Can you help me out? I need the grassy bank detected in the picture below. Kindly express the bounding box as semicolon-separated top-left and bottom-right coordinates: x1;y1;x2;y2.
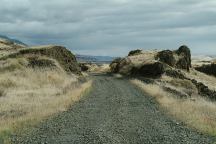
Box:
131;79;216;136
0;67;92;143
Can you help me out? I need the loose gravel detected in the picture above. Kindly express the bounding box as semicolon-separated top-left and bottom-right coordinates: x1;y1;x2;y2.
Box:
12;74;215;144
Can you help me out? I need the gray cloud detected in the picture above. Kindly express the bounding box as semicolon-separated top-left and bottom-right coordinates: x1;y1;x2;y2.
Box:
0;0;216;56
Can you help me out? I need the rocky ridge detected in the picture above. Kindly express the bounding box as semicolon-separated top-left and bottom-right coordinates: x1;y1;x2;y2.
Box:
110;45;216;101
110;45;191;77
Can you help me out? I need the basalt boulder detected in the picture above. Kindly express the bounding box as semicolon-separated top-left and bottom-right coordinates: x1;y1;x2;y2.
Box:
131;62;165;78
156;45;191;71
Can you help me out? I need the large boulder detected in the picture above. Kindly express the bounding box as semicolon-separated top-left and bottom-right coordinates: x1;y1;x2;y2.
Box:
156;45;191;71
131;62;165;78
176;45;191;71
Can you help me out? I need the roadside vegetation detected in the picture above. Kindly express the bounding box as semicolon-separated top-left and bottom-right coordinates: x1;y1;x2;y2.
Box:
0;43;92;143
131;78;216;136
110;46;216;136
0;59;91;143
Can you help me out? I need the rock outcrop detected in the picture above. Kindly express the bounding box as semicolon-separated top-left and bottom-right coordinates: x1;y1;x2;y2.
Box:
131;62;165;78
165;69;186;79
157;50;176;67
156;45;191;71
2;45;81;75
195;63;216;77
191;79;216;100
112;45;216;101
110;58;123;73
79;63;90;72
128;49;142;56
110;45;192;77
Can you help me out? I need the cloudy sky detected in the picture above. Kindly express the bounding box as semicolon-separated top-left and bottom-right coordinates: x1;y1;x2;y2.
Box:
0;0;216;56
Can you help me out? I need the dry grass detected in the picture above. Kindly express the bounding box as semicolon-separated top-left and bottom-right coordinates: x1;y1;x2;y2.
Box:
183;69;216;91
0;66;92;143
131;79;216;136
93;64;110;73
161;75;198;96
84;64;110;73
129;50;158;66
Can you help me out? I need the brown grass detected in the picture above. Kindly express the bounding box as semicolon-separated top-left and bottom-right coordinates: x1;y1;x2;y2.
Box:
0;65;91;143
131;79;216;136
183;69;216;91
161;75;198;96
85;64;110;73
93;64;110;73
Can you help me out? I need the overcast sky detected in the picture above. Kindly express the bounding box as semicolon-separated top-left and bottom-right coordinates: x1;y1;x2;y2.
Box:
0;0;216;56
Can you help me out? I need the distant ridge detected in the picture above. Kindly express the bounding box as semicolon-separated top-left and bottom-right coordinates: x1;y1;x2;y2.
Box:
0;35;27;46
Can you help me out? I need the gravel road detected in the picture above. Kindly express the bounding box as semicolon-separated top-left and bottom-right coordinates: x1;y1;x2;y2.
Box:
12;74;215;144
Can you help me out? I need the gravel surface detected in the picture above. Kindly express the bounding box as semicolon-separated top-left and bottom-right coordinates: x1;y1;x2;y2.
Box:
12;74;215;144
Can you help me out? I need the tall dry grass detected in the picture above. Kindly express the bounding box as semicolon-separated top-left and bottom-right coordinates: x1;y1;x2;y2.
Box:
184;69;216;91
0;66;91;143
131;79;216;136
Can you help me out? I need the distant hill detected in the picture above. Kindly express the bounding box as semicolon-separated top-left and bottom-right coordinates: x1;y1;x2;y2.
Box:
76;54;116;63
0;35;27;46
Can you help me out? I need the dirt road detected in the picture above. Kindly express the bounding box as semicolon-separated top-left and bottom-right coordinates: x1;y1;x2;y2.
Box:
12;74;215;144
